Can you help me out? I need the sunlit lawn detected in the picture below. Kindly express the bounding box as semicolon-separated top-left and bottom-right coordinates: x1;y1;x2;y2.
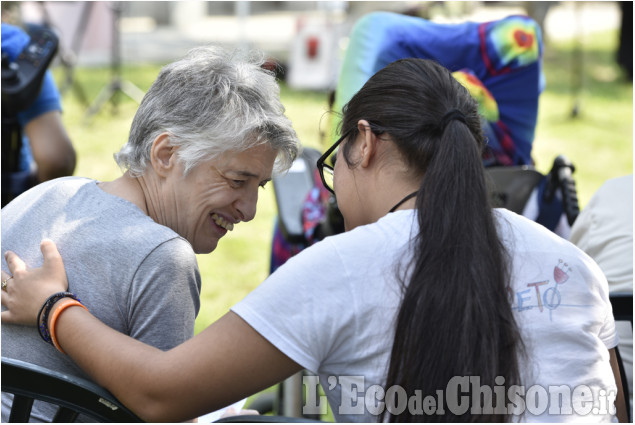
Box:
531;30;633;204
53;25;631;417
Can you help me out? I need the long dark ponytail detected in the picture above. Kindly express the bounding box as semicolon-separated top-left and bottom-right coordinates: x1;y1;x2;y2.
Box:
339;59;523;422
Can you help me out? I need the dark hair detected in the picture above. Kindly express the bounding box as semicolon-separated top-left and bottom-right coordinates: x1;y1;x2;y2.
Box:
339;59;523;422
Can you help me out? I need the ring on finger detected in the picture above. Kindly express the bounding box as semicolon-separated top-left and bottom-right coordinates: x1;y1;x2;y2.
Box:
2;276;13;290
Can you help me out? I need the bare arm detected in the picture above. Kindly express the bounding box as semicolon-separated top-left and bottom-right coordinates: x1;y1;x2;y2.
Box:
1;241;302;422
24;110;76;182
56;308;301;422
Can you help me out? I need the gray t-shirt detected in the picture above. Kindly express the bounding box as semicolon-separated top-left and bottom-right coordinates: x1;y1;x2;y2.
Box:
1;177;201;422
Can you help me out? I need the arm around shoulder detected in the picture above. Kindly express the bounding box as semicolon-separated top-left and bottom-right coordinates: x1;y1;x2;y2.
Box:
54;306;301;422
2;239;301;421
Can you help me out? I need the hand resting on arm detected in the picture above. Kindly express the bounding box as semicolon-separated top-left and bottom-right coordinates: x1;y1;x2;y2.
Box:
1;240;302;422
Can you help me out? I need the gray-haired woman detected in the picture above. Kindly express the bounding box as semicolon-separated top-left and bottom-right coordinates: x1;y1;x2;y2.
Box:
0;45;299;422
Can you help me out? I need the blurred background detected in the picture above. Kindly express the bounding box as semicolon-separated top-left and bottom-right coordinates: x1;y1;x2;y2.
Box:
2;1;632;406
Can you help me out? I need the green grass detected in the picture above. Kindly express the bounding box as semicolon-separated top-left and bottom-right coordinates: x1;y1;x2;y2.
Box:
52;26;630;419
531;30;633;205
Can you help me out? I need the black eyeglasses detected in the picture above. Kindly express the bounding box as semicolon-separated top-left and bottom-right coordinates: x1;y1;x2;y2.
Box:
317;129;352;195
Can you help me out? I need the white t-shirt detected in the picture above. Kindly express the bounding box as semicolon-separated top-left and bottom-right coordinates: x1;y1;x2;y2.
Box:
232;208;617;422
569;175;633;412
569;175;633;294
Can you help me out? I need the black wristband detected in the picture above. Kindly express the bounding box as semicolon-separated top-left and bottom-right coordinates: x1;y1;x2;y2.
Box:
38;292;81;345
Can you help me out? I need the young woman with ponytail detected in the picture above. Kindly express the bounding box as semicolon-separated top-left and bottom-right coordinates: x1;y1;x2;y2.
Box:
1;58;625;423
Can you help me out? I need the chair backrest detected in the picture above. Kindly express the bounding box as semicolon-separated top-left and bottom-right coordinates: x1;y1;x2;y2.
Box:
608;294;633;423
486;166;544;214
609;293;633;325
486;156;580;234
1;356;142;422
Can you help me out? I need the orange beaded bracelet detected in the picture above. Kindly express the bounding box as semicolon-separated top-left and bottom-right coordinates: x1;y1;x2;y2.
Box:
49;298;88;354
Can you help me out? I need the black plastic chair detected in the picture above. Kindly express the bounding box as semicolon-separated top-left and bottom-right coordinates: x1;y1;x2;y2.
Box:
1;356;142;422
609;293;633;422
610;293;633;324
486;155;580;227
486;165;544;214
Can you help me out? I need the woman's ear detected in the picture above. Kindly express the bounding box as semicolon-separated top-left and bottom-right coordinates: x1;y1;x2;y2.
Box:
357;119;377;168
150;133;177;177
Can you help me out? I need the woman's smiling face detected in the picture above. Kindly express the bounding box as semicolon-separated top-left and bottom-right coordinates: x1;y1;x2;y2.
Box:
159;143;277;254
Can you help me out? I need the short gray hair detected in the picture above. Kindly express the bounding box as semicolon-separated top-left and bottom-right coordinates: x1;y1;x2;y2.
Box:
115;46;300;176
